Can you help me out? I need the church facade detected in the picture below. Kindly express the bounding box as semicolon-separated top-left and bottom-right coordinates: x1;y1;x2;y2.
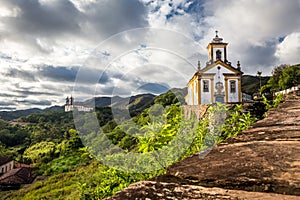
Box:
186;32;243;105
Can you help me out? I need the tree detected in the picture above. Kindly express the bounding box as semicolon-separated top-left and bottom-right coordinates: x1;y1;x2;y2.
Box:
23;141;57;163
262;64;299;93
278;65;300;89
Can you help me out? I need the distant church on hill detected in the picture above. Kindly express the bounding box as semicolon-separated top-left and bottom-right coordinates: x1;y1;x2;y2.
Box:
185;31;243;105
65;96;93;112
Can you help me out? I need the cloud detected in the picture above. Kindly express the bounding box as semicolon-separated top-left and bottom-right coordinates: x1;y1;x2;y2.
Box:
0;92;25;98
37;65;78;82
16;99;52;106
193;0;300;74
82;0;148;39
13;89;58;97
275;32;300;65
37;65;110;84
0;0;299;110
0;0;148;51
0;101;15;106
0;107;16;111
2;0;81;36
4;67;36;81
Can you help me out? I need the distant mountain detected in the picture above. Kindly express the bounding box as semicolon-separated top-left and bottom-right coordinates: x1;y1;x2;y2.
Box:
0;108;42;121
44;105;64;112
241;75;270;95
83;88;188;112
154;88;187;106
83;94;156;114
0;106;64;121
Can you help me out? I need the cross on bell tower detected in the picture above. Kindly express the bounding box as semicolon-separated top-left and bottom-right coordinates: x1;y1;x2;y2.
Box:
206;31;228;64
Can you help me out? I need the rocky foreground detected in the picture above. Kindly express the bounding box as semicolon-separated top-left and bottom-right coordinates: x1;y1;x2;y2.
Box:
106;92;300;200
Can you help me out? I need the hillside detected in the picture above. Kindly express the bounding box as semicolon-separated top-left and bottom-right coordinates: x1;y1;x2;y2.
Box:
106;91;300;199
0;108;43;121
0;106;64;121
241;75;270;95
83;93;156;114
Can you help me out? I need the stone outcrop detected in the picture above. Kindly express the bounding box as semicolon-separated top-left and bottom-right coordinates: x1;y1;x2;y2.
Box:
106;92;300;199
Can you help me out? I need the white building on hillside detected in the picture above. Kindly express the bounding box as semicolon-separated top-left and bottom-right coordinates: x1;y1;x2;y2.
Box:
65;96;93;112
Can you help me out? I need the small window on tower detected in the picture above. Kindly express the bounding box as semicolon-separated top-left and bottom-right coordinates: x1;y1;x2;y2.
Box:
203;80;209;92
230;80;236;93
216;50;222;60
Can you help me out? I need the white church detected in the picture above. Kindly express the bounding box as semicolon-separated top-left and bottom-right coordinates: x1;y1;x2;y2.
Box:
185;31;243;105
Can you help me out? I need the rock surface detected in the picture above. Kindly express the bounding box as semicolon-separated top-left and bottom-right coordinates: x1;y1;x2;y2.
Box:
106;92;300;199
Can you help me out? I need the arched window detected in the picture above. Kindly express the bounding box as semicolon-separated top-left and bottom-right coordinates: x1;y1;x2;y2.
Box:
203;80;209;92
230;80;236;93
216;50;222;60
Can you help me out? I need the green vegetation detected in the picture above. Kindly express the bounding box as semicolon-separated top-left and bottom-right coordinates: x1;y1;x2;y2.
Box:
262;93;284;110
262;64;300;93
0;89;258;199
222;104;257;139
258;64;299;112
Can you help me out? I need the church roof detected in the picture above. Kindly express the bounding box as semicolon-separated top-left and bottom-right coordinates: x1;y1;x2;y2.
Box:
199;60;242;75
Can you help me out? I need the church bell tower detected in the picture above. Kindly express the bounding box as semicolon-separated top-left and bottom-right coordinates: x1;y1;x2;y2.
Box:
207;31;229;64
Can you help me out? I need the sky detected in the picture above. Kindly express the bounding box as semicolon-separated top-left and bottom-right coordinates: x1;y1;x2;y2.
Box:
0;0;299;111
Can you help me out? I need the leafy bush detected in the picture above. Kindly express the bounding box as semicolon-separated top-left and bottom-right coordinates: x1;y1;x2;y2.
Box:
262;93;283;110
23;141;57;163
222;104;257;139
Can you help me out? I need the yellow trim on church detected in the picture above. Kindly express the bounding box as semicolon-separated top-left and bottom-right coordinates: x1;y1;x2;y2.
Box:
186;31;243;105
238;78;242;102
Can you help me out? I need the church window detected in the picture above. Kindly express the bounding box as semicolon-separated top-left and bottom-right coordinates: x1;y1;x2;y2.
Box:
230;80;236;93
216;50;222;60
203;80;209;92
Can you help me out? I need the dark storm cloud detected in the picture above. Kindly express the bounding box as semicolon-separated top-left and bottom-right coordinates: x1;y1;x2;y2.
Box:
4;68;36;81
0;52;12;60
38;65;78;82
0;107;16;111
84;0;148;38
13;90;58;96
3;0;81;38
16;99;52;106
37;65;110;84
0;93;26;98
0;101;15;106
242;41;278;70
72;85;96;95
1;0;148;46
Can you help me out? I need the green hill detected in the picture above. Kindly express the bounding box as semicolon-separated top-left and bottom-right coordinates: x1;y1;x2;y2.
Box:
241;75;270;95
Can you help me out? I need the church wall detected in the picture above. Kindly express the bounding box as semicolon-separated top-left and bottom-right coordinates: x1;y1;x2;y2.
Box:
201;79;211;104
203;65;233;104
186;76;200;105
227;79;239;103
205;65;233;74
187;85;193;105
193;79;198;105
